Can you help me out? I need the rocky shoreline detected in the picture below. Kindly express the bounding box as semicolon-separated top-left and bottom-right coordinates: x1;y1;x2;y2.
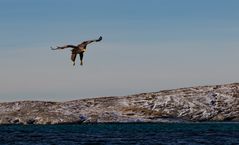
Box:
0;83;239;124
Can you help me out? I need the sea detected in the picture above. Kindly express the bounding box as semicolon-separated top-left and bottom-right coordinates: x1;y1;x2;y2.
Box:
1;123;239;145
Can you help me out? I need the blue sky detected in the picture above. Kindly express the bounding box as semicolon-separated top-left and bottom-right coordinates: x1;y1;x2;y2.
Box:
0;0;239;102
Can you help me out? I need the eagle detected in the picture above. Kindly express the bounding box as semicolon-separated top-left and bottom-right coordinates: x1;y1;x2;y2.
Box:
51;36;102;66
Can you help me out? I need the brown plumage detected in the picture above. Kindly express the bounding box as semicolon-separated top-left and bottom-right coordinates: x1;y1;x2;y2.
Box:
51;36;102;66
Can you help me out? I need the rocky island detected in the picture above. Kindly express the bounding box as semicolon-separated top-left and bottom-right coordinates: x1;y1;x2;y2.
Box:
0;83;239;124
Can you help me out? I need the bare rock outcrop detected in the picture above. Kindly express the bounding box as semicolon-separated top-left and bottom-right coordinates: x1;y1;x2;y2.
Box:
1;83;239;124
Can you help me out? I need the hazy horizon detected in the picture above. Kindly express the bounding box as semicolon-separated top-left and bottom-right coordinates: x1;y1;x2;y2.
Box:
1;0;239;102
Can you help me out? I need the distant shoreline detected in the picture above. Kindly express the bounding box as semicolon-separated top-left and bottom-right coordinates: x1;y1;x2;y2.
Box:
0;83;239;124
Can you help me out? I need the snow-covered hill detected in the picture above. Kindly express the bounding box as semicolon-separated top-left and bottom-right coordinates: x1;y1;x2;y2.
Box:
1;83;239;124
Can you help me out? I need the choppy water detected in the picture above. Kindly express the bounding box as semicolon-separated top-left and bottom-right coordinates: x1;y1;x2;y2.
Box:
1;123;239;145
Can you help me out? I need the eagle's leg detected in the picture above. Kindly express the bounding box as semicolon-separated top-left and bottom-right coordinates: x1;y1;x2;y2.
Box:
79;53;84;66
71;53;77;66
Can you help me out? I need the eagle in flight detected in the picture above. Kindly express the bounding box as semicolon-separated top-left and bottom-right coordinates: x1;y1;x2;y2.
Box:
51;36;102;66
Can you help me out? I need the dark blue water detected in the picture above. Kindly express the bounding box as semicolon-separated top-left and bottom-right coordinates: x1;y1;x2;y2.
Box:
1;123;239;145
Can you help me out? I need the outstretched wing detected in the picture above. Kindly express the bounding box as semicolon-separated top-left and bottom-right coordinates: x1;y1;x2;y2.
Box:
51;45;77;50
78;36;103;47
51;46;60;50
96;36;102;42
